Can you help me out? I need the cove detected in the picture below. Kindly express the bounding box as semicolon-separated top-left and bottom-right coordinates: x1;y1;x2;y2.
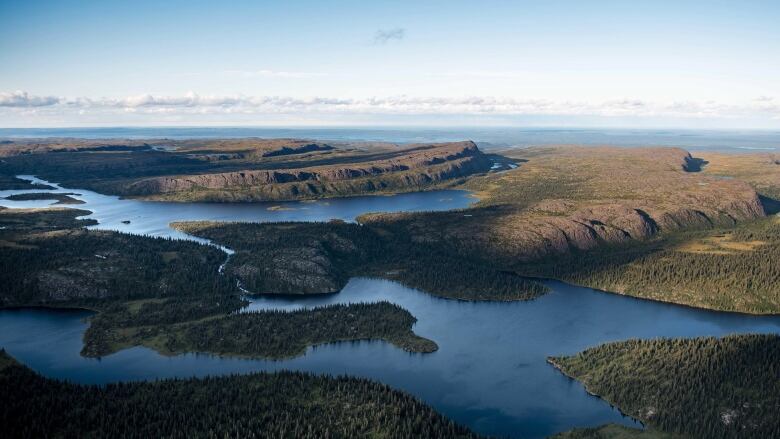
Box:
2;177;780;438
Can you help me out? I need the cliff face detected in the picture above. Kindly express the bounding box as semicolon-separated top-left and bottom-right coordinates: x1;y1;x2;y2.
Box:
125;141;491;201
362;146;767;263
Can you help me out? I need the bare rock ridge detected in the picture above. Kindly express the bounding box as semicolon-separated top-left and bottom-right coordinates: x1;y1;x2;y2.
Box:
362;147;766;263
126;141;491;200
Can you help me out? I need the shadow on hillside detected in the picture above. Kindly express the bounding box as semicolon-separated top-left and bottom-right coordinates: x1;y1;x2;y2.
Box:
684;157;708;172
759;195;780;215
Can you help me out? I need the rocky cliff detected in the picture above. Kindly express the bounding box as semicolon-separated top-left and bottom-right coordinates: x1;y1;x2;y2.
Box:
125;141;492;201
361;146;767;263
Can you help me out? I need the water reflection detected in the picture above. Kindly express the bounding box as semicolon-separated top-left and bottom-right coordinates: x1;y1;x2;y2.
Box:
2;278;779;438
0;175;474;242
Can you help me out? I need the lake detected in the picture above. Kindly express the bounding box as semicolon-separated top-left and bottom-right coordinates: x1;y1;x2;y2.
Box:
2;177;780;438
0;175;474;242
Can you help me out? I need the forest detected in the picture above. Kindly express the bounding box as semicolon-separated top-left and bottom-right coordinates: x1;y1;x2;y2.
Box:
1;208;438;360
0;208;234;308
3;192;84;204
84;301;436;358
518;217;780;313
0;350;481;438
0;174;55;190
174;220;548;301
550;334;780;439
551;424;679;439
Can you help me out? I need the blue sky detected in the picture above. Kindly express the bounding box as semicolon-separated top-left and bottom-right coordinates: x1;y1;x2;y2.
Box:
1;0;779;127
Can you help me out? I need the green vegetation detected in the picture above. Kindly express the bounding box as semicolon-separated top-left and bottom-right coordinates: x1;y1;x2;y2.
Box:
0;349;481;438
4;192;84;204
86;302;436;358
355;146;767;312
0;208;234;308
551;424;682;439
519;217;780;313
5;143;772;313
176;302;436;357
550;335;780;439
0;174;55;190
173;220;548;301
0;206;96;231
1;208;436;360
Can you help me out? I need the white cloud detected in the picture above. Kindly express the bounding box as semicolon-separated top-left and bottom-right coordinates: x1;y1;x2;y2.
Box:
2;91;779;122
0;90;60;107
373;28;405;45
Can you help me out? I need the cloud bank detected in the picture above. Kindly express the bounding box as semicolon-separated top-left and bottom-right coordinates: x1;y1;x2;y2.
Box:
0;91;60;107
2;91;778;128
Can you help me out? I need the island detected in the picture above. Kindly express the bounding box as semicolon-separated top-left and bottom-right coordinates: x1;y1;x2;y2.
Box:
4;192;84;204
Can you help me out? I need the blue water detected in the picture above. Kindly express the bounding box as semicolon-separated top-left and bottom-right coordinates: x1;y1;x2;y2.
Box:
0;176;473;243
2;279;779;439
2;176;780;438
1;127;778;152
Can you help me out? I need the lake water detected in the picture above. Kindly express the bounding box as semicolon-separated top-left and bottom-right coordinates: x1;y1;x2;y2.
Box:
0;176;474;242
2;177;780;438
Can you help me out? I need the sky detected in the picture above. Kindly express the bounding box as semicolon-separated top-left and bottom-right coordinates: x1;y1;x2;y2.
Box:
1;0;779;128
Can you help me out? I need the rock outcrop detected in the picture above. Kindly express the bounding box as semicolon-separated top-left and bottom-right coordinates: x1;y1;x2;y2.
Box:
361;146;767;263
125;141;491;201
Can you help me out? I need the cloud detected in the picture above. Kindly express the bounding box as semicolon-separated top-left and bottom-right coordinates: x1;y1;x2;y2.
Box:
2;91;779;121
373;28;405;44
0;90;60;107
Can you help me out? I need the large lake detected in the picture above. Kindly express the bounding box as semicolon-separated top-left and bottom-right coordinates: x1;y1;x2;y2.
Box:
2;177;780;438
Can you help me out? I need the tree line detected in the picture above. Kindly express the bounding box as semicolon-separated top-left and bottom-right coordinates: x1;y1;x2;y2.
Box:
519;218;780;313
551;334;780;439
0;349;480;439
177;219;548;302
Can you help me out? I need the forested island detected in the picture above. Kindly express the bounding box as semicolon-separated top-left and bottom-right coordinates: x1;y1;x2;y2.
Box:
0;350;480;438
4;192;84;204
0;207;434;359
550;335;780;438
85;301;436;358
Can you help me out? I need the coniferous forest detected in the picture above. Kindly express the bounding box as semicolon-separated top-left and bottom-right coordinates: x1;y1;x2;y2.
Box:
550;335;780;439
0;350;481;439
85;301;437;358
519;217;780;314
0;208;436;359
173;220;548;301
